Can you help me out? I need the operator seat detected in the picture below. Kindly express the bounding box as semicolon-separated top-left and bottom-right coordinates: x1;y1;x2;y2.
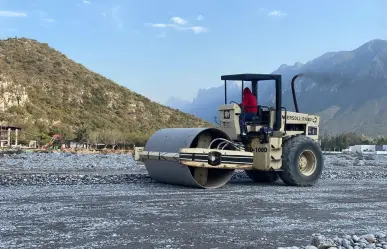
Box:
244;105;269;126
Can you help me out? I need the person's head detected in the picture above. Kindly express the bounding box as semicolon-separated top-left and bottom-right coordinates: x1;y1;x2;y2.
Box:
243;87;251;95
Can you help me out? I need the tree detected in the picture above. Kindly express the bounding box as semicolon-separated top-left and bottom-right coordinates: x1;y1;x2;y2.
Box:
89;130;99;146
319;132;377;151
74;124;89;144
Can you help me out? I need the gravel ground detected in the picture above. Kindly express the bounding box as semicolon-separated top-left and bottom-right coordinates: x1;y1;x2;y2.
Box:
1;152;387;248
0;152;144;173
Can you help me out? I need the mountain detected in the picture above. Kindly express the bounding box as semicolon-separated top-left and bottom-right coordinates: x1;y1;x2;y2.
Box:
0;37;211;146
182;81;244;123
174;39;387;137
164;96;191;110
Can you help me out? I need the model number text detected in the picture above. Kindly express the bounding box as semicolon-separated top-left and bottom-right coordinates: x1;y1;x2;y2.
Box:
247;147;268;153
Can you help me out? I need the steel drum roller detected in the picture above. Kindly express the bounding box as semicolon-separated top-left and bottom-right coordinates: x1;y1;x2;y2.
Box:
144;127;235;188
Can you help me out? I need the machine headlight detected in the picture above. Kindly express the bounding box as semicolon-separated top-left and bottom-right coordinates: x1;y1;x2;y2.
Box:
208;151;221;166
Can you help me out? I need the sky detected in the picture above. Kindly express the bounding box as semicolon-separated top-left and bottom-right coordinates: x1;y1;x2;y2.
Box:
0;0;386;104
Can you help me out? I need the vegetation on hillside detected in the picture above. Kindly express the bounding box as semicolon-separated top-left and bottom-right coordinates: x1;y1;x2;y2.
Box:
0;37;212;146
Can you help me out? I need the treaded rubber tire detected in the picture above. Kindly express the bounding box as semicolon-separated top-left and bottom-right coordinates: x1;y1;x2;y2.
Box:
279;135;324;186
245;170;279;183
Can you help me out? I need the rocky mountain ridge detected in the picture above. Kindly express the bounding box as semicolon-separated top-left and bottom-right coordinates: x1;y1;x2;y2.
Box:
174;39;387;137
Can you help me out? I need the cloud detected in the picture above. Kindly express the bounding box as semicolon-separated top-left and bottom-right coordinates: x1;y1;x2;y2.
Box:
76;0;90;6
146;16;208;35
147;23;208;34
171;16;187;25
267;10;287;17
34;11;55;24
190;26;208;34
149;23;175;28
258;8;287;17
197;15;204;21
0;10;27;17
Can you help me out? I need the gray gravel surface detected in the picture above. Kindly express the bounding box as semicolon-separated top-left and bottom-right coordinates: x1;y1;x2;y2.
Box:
0;152;144;173
1;152;387;186
1;152;387;248
321;153;387;180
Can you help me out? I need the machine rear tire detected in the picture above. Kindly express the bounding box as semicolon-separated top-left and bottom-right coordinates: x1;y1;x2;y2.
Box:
245;170;279;183
279;135;323;186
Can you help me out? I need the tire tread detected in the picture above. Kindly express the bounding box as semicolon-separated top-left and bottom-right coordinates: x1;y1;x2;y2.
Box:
279;135;323;186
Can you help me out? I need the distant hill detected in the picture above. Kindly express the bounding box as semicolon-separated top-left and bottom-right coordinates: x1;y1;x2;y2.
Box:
164;96;191;110
0;37;211;145
175;39;387;137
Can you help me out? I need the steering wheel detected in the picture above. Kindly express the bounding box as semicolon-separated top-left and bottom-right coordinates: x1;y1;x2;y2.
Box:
229;101;239;105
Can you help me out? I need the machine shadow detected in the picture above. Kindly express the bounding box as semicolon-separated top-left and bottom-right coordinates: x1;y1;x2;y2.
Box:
228;179;288;187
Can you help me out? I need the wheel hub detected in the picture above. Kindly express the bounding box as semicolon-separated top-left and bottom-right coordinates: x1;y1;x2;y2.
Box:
298;150;316;176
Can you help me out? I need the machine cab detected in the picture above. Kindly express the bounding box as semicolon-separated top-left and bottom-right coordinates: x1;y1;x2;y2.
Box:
218;74;283;141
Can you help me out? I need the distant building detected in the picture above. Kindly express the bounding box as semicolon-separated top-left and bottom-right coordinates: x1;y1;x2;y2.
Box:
348;144;387;153
0;125;21;148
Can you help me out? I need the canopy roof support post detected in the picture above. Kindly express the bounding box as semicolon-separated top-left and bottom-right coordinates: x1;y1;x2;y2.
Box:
224;80;227;104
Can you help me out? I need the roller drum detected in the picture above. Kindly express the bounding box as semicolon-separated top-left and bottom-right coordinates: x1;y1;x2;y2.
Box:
144;128;235;189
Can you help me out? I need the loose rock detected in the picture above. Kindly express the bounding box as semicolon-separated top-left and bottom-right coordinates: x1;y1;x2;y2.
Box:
309;234;336;249
280;233;387;249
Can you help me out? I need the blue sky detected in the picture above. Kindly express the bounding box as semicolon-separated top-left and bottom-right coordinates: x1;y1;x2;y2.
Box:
0;0;386;104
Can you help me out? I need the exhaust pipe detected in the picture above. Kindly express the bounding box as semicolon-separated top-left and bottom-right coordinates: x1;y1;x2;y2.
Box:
291;74;304;113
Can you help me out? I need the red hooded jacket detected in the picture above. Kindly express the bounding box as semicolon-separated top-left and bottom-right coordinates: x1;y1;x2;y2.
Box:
242;88;257;113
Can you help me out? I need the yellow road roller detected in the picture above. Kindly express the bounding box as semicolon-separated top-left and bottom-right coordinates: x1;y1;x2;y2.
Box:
134;73;323;189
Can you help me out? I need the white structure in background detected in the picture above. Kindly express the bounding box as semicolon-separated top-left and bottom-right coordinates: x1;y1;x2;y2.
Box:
28;140;37;149
350;145;376;153
347;144;387;154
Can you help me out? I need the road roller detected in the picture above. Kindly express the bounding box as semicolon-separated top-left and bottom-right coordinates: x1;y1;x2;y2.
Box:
134;73;324;189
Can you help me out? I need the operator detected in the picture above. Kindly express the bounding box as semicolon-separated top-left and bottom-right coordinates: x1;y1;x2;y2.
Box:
241;87;257;121
238;87;258;134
